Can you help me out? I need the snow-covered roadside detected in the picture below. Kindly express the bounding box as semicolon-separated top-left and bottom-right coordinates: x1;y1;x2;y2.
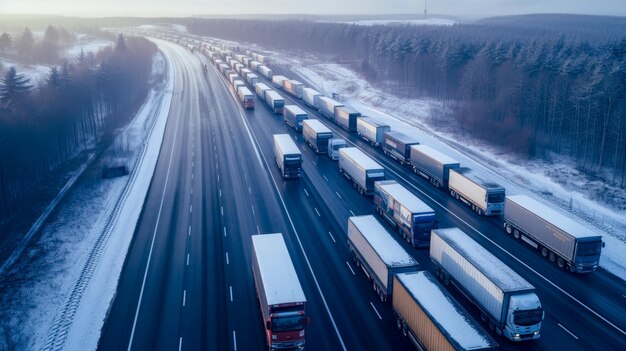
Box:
0;49;173;351
270;52;626;280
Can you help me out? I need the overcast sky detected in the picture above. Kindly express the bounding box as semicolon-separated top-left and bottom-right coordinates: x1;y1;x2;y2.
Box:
1;0;625;18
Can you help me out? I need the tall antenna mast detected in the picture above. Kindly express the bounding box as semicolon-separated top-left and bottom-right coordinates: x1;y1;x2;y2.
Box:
424;0;428;17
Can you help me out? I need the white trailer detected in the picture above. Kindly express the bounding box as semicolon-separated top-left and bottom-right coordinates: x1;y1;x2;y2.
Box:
302;88;322;109
409;145;460;188
504;195;604;273
283;105;308;132
273;134;302;178
393;271;498;351
246;73;259;86
430;228;544;341
265;90;285;114
272;75;289;89
318;96;343;119
283;80;304;99
347;215;418;302
356;117;390;146
258;65;273;79
254;83;272;102
302;119;332;154
250;60;261;70
448;168;505;216
338;147;385;196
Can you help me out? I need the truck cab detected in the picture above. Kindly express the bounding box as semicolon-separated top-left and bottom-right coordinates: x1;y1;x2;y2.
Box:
327;138;347;160
505;293;543;341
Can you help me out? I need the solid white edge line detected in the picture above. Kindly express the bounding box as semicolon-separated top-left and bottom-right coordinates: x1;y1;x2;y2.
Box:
558;323;579;340
370;302;382;320
127;66;183;351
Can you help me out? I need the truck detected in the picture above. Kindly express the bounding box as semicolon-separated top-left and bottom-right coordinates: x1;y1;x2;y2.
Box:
250;60;261;71
503;195;604;273
334;106;361;132
374;180;437;248
246;73;259;86
252;234;307;350
283;80;304;99
218;63;229;75
338;147;385;196
284;105;308;132
356;117;390;147
409;145;460;188
272;75;289;89
232;79;246;93
347;215;418;302
382;131;419;165
393;271;498;351
265;90;285;114
430;227;544;341
240;68;252;81
237;87;255;110
327;138;346;160
273;134;302;179
258;65;273;79
448;168;505;216
302;88;322;109
302;119;332;154
228;73;239;85
255;83;272;102
318;96;343;120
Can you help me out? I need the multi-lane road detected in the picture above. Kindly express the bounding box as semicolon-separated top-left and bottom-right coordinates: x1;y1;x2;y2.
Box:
99;38;626;350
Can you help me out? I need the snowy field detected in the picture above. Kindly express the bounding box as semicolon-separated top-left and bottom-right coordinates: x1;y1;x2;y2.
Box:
64;34;113;58
269;51;626;281
0;48;173;351
342;18;457;26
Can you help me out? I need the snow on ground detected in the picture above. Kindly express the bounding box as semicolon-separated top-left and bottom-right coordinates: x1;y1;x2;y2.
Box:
342;18;457;26
270;51;626;280
0;58;52;84
0;49;173;351
64;34;113;58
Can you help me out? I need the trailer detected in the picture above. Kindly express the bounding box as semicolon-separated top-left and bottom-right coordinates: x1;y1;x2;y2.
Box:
272;75;289;89
232;79;246;94
265;90;285;114
302;119;332;154
504;195;604;273
302;88;322;109
448;168;505;216
283;80;304;99
273;134;302;178
356;117;390;146
430;228;544;341
318;96;343;120
250;60;261;71
258;65;273;79
334;106;361;132
246;73;259;87
409;145;460;188
347;215;418;302
383;131;419;165
237;87;255;110
284;105;309;132
374;180;437;248
393;272;498;351
252;234;307;350
254;83;272;102
338;147;385;196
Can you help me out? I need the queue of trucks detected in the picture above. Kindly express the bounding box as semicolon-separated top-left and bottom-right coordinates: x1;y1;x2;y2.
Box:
184;37;607;349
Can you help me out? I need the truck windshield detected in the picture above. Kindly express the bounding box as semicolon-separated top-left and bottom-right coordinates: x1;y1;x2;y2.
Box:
285;156;301;165
487;192;505;203
514;308;543;326
271;315;306;332
577;241;602;256
414;220;436;231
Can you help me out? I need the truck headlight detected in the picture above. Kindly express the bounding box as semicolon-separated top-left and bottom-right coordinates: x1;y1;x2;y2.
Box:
534;331;540;335
272;335;277;340
299;330;305;337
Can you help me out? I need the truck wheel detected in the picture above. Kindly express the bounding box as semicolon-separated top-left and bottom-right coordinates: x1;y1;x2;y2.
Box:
450;190;455;197
444;274;450;286
557;257;565;269
505;224;512;234
488;321;495;331
471;204;476;211
373;281;378;292
541;247;548;257
379;290;385;303
477;208;484;216
359;187;364;195
549;251;556;262
396;317;403;330
513;229;520;239
480;313;488;322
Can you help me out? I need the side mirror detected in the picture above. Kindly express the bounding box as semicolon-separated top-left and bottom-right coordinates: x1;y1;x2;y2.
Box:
266;321;271;330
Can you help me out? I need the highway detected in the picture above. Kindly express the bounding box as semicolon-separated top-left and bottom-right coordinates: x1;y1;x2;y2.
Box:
99;36;626;351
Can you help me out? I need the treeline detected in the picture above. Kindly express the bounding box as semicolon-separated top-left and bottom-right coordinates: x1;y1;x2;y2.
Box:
185;16;626;187
0;26;75;64
0;34;157;218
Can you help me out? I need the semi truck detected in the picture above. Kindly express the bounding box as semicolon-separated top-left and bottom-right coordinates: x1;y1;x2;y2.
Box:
250;60;261;71
258;65;273;79
252;234;307;350
283;80;304;99
265;91;285;114
327;138;347;160
254;83;272;101
318;96;343;120
232;79;246;94
338;147;385;196
374;180;437;248
430;227;544;341
347;215;418;302
302;119;332;154
273;134;302;179
246;73;259;86
409;145;460;188
284;105;308;132
357;117;390;147
302;88;322;109
383;131;419;165
393;271;498;351
237;87;255;110
272;75;289;89
334;106;361;132
504;195;604;273
448;168;505;216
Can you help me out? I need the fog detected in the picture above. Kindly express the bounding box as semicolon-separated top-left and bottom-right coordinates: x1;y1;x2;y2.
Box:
1;0;625;18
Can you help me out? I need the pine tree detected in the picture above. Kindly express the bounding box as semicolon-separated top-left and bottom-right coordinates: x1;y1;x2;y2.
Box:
0;66;33;104
0;33;12;56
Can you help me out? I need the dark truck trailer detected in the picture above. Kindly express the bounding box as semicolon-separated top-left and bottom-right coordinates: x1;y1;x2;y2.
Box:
504;195;604;273
409;145;460;188
302;119;332;154
284;105;309;132
382;131;419;165
334;106;361;132
273;134;302;179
